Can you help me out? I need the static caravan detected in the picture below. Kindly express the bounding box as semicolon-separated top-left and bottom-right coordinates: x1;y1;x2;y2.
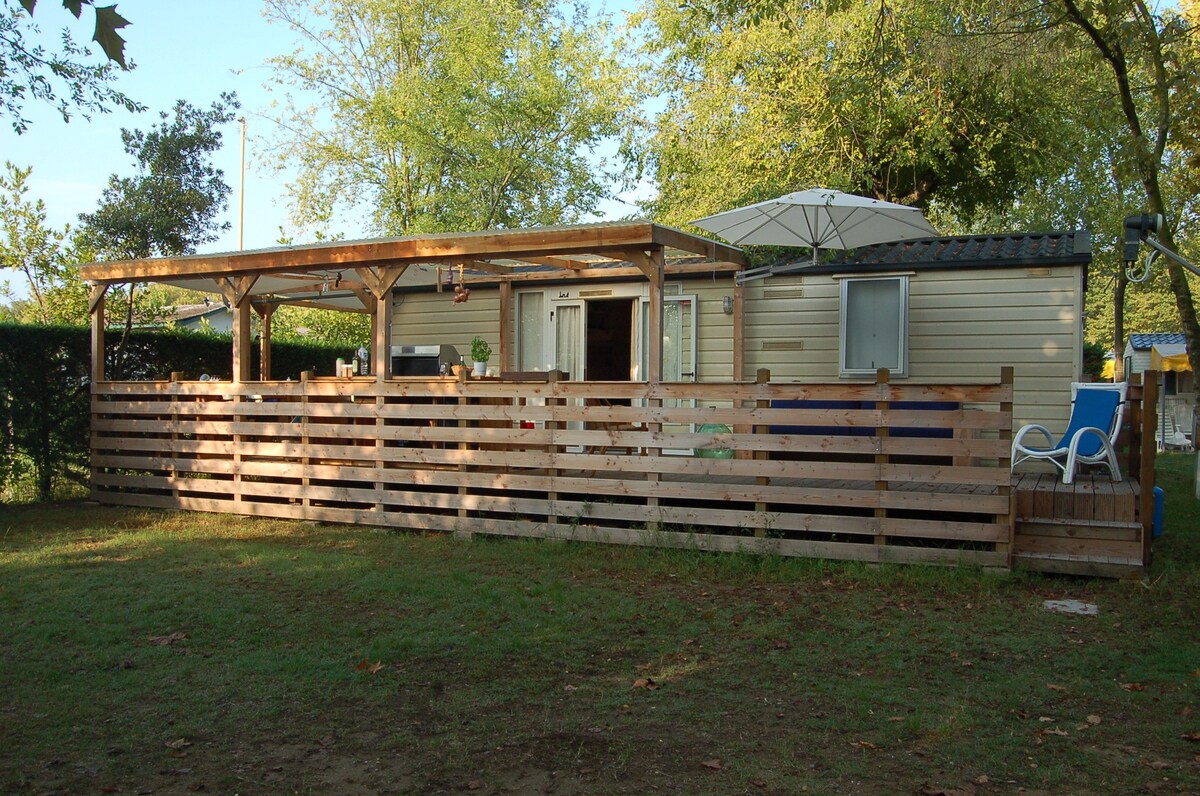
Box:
387;230;1091;429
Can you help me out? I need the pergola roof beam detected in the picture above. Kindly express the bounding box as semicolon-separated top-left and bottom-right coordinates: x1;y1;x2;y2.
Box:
78;222;746;285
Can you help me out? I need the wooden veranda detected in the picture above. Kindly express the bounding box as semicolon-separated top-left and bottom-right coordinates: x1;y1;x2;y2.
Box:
79;224;1160;577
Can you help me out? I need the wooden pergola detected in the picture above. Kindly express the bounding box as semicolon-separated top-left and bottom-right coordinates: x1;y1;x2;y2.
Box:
79;221;747;384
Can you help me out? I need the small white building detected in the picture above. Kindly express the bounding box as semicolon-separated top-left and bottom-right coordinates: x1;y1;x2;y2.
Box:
1124;332;1194;447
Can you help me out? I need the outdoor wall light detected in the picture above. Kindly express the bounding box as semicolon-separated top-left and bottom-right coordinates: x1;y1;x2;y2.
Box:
722;295;734;315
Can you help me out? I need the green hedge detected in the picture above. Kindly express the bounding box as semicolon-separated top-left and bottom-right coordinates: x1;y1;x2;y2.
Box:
0;324;358;502
106;327;356;381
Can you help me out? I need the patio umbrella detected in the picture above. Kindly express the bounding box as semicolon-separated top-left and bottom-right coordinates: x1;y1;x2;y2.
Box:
691;188;938;265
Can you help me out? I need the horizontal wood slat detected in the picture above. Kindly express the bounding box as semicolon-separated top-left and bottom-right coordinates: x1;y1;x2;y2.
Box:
92;372;1017;568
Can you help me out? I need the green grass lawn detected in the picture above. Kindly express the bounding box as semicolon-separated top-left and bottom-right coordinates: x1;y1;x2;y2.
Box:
2;456;1199;795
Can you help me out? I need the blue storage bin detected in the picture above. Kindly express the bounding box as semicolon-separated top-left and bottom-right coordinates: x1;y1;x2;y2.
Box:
1153;486;1165;538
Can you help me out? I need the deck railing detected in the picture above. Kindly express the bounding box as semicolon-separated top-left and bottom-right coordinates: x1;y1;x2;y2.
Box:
91;369;1019;567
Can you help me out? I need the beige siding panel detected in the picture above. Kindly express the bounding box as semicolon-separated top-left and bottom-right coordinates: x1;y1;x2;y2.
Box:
742;266;1083;430
392;288;501;363
691;280;736;382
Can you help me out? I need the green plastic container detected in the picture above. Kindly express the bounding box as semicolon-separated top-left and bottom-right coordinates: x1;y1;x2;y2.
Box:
695;422;734;459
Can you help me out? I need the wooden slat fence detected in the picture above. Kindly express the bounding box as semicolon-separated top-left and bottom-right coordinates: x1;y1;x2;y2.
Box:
91;369;1015;568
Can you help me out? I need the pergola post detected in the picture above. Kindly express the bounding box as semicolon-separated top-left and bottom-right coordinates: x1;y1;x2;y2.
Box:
89;285;107;384
499;280;512;373
255;303;276;382
647;248;665;385
373;293;389;382
233;300;253;382
357;265;407;383
216;275;259;383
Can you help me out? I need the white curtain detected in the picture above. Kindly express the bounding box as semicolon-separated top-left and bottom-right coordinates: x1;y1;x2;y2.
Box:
555;303;582;380
518;292;544;371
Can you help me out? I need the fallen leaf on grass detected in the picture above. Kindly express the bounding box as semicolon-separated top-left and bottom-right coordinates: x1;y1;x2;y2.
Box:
975;775;989;785
1182;707;1193;718
1086;714;1102;725
701;758;722;771
1182;731;1200;742
1041;728;1069;737
164;738;191;750
750;779;766;788
1121;682;1147;692
771;639;792;650
1143;760;1171;770
563;684;578;692
921;784;976;796
148;632;187;646
632;677;659;690
851;740;879;750
1047;683;1066;692
467;780;482;790
353;659;384;674
1038;716;1056;723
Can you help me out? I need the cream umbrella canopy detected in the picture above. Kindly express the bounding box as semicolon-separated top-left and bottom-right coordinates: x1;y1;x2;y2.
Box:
691;188;938;266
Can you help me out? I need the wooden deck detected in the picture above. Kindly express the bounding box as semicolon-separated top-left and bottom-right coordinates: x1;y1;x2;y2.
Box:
87;369;1158;577
1012;472;1147;578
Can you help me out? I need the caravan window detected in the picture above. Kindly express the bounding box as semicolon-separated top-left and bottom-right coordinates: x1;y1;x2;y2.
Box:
840;276;908;377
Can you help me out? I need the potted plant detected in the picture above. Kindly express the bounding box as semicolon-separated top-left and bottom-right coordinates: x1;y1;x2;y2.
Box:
470;335;492;377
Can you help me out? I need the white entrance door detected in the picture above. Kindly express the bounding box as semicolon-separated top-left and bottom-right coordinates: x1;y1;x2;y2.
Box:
552;301;585;381
639;296;698;451
638;295;698;384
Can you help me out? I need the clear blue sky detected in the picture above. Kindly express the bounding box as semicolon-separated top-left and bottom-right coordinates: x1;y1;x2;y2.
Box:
2;0;646;272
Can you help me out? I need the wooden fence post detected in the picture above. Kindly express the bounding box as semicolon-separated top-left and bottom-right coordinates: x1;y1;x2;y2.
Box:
998;366;1014;565
300;370;312;518
169;372;182;500
455;366;472;539
754;368;770;538
1140;371;1159;567
874;368;890;547
547;370;562;528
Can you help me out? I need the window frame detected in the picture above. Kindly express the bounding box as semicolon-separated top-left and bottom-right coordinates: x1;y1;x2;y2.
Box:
838;274;910;378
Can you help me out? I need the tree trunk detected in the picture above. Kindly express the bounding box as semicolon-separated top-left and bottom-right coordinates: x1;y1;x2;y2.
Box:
1114;272;1127;382
111;284;137;380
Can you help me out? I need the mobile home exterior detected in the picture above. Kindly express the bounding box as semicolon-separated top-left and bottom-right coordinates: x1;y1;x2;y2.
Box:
387;231;1090;429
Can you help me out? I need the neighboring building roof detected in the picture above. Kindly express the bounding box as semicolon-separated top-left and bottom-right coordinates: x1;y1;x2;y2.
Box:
170;303;230;323
1128;332;1186;351
797;231;1091;275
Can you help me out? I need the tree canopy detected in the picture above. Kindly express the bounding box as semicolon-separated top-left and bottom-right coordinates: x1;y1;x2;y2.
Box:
263;0;633;236
1;0;140;132
632;0;1081;227
0;161;87;324
77;93;240;261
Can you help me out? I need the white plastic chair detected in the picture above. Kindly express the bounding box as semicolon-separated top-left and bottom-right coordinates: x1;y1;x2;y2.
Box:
1011;382;1127;484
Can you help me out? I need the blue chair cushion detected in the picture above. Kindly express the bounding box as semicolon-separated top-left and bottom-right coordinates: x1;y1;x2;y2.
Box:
1056;389;1121;456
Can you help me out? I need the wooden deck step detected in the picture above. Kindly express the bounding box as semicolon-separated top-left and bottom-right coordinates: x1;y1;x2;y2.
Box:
1014;551;1145;579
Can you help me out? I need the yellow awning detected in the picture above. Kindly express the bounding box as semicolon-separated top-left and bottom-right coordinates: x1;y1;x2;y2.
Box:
1151;344;1191;373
